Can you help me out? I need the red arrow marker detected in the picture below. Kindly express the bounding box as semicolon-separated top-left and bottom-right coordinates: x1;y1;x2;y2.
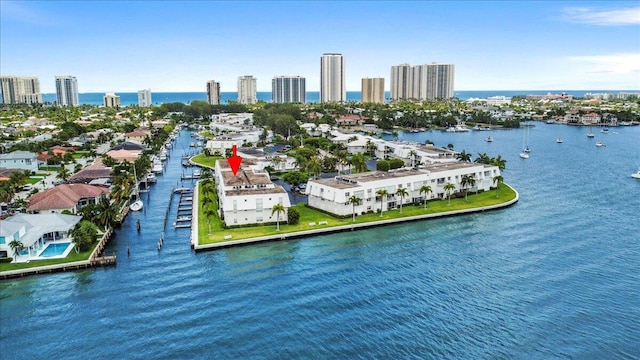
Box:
227;144;242;176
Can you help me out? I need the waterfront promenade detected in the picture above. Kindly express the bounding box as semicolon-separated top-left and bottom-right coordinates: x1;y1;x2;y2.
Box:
192;184;519;252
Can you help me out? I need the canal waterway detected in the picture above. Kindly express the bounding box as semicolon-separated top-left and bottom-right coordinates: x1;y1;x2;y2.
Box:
1;124;639;359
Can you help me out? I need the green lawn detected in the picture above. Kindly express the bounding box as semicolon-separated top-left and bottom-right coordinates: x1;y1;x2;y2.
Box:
198;184;517;245
27;177;42;184
191;154;222;169
38;166;60;171
0;241;99;272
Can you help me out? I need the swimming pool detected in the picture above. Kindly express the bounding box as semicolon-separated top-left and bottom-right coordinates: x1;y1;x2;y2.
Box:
39;243;71;258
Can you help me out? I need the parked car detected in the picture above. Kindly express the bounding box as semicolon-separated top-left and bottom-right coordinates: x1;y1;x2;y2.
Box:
22;184;33;191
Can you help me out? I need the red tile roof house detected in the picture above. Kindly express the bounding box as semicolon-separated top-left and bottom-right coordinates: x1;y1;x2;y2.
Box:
27;184;109;214
125;130;150;144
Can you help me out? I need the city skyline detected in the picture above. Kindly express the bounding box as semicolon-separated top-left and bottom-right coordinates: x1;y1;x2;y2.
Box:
1;1;638;93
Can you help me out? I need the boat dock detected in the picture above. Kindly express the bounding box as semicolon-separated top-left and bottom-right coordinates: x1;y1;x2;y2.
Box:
174;188;194;229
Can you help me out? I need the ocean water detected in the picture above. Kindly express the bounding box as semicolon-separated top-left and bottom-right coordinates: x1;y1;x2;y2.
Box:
1;124;639;359
40;90;627;106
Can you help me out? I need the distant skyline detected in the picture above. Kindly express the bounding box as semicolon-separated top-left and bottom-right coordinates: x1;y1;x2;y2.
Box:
1;1;639;93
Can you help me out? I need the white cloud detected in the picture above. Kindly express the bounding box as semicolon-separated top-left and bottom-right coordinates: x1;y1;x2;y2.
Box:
562;6;640;25
568;53;640;74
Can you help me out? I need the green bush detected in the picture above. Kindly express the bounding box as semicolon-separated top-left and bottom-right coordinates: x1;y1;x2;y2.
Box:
376;160;390;171
0;257;13;263
287;208;300;225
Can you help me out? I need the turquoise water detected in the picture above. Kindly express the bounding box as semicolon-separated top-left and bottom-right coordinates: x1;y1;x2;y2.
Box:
39;243;71;258
40;90;627;106
1;125;639;359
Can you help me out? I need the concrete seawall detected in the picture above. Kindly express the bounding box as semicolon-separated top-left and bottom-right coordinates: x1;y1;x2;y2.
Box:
193;186;520;252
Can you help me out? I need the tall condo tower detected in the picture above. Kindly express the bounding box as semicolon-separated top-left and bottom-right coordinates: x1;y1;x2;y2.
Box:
237;76;257;104
207;80;221;105
55;76;79;106
272;76;306;103
0;76;42;104
138;89;152;107
361;78;385;103
390;63;455;101
103;93;121;107
320;53;345;102
426;63;455;100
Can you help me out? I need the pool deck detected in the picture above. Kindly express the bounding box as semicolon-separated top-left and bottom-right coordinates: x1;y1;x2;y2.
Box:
192;185;520;252
0;228;116;280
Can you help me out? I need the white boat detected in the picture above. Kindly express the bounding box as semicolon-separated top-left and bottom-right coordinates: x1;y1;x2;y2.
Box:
519;152;529;159
601;126;609;134
485;136;493;142
129;166;144;212
152;161;163;174
524;146;531;153
595;142;606;147
556;138;563;143
587;129;595;138
446;124;469;132
632;168;640;179
146;173;157;183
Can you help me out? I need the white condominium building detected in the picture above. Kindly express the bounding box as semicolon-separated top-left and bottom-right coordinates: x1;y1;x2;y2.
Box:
237;76;257;104
320;53;345;102
55;76;79;106
272;76;306;103
390;63;454;101
214;159;291;226
305;162;500;217
361;77;385;103
103;92;121;107
138;89;152;107
0;76;42;104
207;80;221;105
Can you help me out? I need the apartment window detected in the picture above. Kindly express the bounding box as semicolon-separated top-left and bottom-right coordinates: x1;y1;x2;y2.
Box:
345;192;350;197
25;159;32;165
256;198;263;212
257;217;263;222
233;200;237;214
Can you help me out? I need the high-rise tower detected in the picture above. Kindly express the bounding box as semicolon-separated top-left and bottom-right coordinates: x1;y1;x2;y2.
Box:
138;89;152;107
272;76;306;103
361;78;385;103
207;80;221;105
390;63;454;101
320;53;345;102
55;76;79;106
237;76;257;104
0;76;42;104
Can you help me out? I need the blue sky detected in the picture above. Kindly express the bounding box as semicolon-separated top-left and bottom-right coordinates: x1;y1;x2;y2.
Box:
1;1;639;93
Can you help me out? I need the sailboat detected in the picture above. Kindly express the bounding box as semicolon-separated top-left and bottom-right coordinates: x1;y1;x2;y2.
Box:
129;166;143;212
519;127;529;159
587;127;595;138
556;137;563;143
632;168;640;179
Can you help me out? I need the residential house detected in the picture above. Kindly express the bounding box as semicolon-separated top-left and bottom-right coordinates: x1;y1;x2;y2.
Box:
27;183;109;214
0;213;82;260
0;151;38;172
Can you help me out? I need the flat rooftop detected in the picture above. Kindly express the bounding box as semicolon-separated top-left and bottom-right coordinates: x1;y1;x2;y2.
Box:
415;144;457;156
221;169;272;186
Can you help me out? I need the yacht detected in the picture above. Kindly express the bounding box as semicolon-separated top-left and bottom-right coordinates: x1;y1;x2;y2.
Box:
601;126;609;134
587;129;595;138
485;136;493;142
519;151;529;159
445;124;469;132
632;168;640;179
556;137;563;143
595;142;606;147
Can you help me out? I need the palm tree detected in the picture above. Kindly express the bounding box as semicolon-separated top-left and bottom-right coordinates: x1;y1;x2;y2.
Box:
491;155;507;171
461;174;476;201
475;152;491;164
493;175;504;198
203;203;216;234
271;156;283;172
306;156;323;179
376;189;389;217
351;153;368;173
444;182;456;205
419;185;432;209
395;187;408;213
57;162;70;181
271;203;285;231
457;150;472;162
96;196;117;230
8;239;24;260
348;195;361;222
